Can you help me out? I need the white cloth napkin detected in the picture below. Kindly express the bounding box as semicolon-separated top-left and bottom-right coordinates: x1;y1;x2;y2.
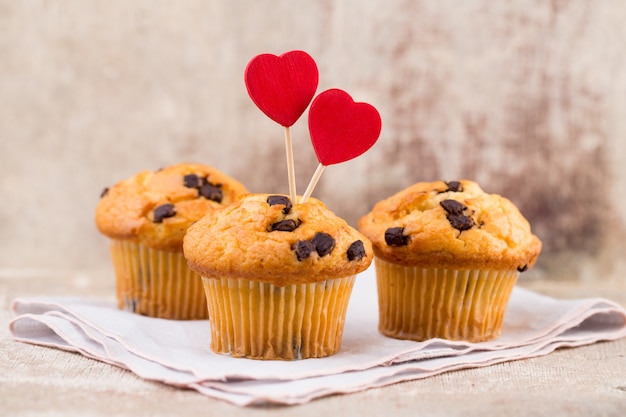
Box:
9;267;626;406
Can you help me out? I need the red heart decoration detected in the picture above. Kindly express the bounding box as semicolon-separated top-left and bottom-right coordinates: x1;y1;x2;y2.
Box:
245;50;319;127
308;89;382;165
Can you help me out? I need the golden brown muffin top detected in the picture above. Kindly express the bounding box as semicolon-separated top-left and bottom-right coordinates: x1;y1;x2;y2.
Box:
357;180;542;271
183;194;373;284
95;163;248;252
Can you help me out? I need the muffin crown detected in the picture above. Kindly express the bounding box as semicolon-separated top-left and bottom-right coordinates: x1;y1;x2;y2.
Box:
95;163;248;251
183;194;373;284
358;180;542;271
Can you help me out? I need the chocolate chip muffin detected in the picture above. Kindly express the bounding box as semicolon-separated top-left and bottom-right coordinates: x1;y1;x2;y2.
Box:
95;163;248;320
183;193;373;359
358;180;542;342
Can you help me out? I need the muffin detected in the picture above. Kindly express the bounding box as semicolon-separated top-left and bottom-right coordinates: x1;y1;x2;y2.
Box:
358;180;542;342
95;163;248;320
183;193;373;360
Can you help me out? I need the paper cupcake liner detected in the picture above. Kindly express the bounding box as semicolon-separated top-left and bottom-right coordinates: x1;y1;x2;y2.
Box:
375;258;519;342
109;240;208;320
202;275;356;360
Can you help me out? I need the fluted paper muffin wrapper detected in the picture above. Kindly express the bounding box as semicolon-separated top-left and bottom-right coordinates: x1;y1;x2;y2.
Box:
109;240;208;320
202;275;356;360
375;258;518;342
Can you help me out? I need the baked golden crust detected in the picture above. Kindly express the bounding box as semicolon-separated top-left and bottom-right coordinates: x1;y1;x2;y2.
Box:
95;163;248;252
183;194;373;284
357;180;542;271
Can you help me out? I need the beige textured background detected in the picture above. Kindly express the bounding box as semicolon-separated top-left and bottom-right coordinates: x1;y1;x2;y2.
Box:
2;0;626;284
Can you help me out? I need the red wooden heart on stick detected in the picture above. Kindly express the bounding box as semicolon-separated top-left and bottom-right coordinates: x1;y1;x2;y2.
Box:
245;50;319;127
308;89;382;165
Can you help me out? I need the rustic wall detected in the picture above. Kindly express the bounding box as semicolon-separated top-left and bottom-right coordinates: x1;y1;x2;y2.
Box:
1;0;625;283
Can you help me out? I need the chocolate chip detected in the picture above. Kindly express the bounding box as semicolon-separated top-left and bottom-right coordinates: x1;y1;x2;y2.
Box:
153;203;176;223
446;181;463;192
100;187;109;198
183;173;202;188
271;219;299;232
267;195;292;214
517;264;529;273
199;183;223;203
440;200;475;231
347;240;366;261
292;240;316;261
385;227;408;246
183;174;224;203
440;199;467;215
447;213;475;231
311;232;335;257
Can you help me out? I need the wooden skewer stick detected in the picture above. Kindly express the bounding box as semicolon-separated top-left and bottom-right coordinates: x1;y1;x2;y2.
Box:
284;126;297;202
299;163;326;204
